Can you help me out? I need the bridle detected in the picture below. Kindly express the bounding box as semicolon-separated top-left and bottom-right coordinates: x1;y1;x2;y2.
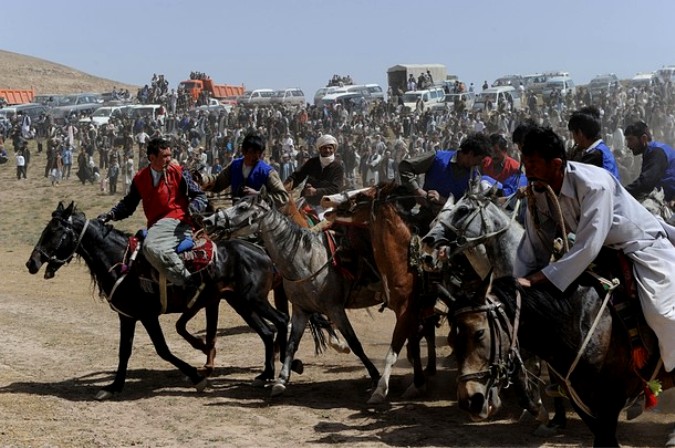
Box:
435;193;518;259
36;216;90;266
453;289;523;395
204;206;254;240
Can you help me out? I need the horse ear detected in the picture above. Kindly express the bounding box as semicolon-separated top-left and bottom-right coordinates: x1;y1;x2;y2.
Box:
259;186;269;203
476;270;493;303
56;201;65;212
64;201;75;217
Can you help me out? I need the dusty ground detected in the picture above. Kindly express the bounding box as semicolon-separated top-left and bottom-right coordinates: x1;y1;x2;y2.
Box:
1;151;674;447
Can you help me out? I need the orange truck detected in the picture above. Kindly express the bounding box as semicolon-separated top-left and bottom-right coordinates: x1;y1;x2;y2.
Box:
0;88;35;105
178;73;244;101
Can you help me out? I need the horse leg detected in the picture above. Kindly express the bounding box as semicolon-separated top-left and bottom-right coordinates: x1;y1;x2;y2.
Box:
272;284;290;357
251;296;289;368
140;316;207;392
273;309;309;397
175;299;218;376
571;393;622;448
423;316;438;376
224;295;277;385
96;315;137;400
325;308;380;392
369;311;423;404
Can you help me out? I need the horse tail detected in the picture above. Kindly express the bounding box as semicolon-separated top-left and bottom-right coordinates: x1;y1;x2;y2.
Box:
307;313;334;355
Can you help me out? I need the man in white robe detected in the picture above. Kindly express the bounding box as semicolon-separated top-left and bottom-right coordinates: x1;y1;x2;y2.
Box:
514;126;675;372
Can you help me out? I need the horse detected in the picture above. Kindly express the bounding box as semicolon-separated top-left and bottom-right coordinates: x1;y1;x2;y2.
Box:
321;182;444;403
26;201;290;399
204;193;384;399
421;185;668;447
640;187;675;225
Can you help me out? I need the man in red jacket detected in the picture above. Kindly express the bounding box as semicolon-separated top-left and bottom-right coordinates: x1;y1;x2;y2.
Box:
98;137;207;287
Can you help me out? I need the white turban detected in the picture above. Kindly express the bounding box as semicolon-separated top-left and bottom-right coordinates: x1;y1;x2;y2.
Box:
316;134;338;150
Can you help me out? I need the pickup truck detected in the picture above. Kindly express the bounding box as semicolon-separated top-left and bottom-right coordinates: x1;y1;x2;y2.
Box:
197;98;233;114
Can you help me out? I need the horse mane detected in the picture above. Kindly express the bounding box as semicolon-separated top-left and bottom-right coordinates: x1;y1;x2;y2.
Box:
68;207;132;296
366;181;436;232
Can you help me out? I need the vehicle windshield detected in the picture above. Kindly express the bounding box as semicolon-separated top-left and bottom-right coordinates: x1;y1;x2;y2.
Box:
259;91;274;97
402;93;422;103
93;108;112;117
477;93;498;103
180;81;199;89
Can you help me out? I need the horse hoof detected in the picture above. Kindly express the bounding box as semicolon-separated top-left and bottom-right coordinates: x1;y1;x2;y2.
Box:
402;383;426;399
197;366;214;377
194;378;209;393
533;423;558;438
95;389;114;401
329;340;351;354
367;390;387;404
251;377;272;388
291;359;304;375
271;382;286;397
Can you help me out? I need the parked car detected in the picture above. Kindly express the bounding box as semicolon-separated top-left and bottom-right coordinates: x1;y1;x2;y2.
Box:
629;72;657;89
492;74;524;88
0;103;51;121
542;76;576;98
430;92;475;112
50;93;103;123
588;73;619;97
238;89;275;106
472;86;522;112
197;98;233;114
78;106;128;127
320;92;372;110
269;88;305;105
401;87;445;112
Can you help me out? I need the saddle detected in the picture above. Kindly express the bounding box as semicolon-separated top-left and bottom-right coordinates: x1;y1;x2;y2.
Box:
117;229;216;313
587;248;659;374
123;229;216;278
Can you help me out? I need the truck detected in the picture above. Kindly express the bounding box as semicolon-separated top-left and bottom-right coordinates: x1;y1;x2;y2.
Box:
386;64;448;95
178;72;245;102
0;88;35;106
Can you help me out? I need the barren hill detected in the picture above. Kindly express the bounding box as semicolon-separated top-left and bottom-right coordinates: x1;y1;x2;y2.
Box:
0;49;138;94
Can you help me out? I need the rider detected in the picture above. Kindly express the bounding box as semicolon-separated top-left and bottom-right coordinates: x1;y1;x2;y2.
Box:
624;121;675;201
398;132;492;207
196;133;289;207
284;134;344;218
567;105;620;180
97;136;207;287
514;125;675;373
482;133;523;196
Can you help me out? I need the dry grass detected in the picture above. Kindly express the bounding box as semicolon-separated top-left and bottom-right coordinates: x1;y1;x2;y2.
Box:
0;49;138;94
0;141;146;244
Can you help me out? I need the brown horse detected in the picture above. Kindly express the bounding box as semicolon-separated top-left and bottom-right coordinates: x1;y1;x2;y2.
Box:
323;182;441;403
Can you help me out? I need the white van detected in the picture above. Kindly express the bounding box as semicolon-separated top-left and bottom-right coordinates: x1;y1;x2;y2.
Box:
472;86;522;112
269;88;306;105
630;72;657;89
238;89;275;106
401;87;445;111
542;76;576;98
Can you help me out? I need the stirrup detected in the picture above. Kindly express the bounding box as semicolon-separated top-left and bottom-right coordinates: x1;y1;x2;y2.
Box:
545;383;567;399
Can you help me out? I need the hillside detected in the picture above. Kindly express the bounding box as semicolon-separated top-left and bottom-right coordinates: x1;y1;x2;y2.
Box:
0;49;138;94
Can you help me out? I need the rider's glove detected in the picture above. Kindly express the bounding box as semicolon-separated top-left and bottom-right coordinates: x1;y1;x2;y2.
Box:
97;211;114;223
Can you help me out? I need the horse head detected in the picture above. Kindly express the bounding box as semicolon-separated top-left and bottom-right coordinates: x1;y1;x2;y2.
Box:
26;201;85;279
203;194;270;240
641;187;674;222
421;186;511;266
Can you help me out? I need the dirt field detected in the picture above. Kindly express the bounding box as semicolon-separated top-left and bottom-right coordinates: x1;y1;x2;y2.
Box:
1;150;674;447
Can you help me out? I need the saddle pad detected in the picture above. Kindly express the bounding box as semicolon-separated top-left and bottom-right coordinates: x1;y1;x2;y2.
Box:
179;236;215;274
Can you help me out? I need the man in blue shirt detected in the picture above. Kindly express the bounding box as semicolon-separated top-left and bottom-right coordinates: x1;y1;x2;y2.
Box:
568;106;620;180
398;133;492;206
624;121;675;201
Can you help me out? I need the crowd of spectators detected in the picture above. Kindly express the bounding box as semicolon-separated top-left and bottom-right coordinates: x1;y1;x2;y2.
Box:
3;73;675;199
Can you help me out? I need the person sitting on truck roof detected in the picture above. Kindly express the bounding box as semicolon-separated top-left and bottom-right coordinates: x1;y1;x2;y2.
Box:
196;133;289;207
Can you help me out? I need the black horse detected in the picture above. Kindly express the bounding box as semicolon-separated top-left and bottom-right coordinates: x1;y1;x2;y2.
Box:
26;201;289;399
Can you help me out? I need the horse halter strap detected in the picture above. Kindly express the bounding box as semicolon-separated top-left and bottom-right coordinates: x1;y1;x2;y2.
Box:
439;195;514;259
38;217;90;265
454;290;523;391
